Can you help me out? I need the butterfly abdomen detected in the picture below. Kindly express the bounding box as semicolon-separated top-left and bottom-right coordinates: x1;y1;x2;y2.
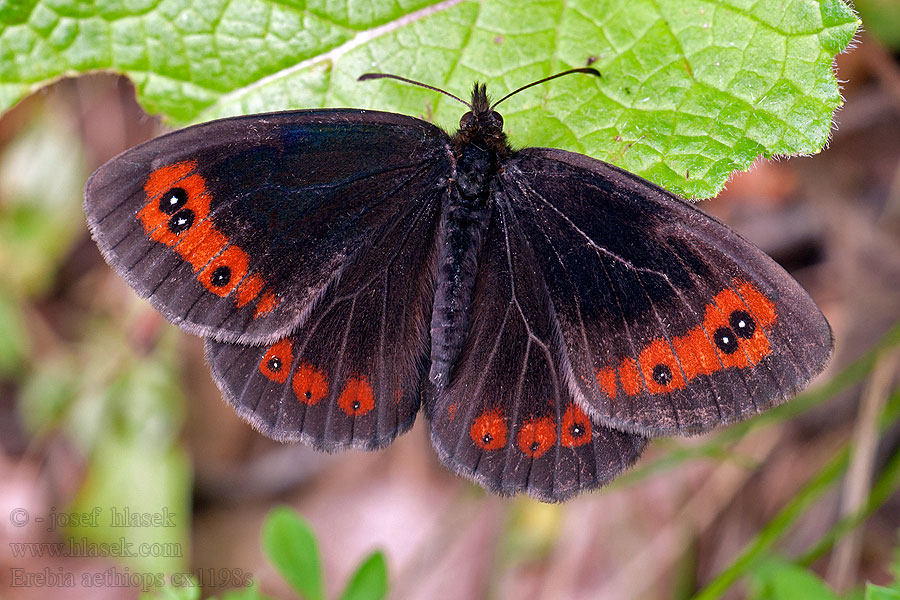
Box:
429;190;491;389
428;136;502;389
428;103;519;390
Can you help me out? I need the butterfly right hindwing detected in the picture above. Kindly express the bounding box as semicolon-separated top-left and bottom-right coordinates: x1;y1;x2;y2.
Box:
426;202;648;501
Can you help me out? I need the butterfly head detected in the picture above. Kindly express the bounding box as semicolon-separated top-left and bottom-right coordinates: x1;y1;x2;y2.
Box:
452;83;509;155
459;83;504;137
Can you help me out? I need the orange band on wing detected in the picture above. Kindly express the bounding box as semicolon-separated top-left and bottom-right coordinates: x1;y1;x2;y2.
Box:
144;161;196;201
638;339;686;394
254;290;279;317
673;327;720;379
517;417;557;458
175;219;228;271
596;282;779;398
561;404;592;447
619;358;643;396
735;281;776;328
293;362;329;405
138;162;278;319
236;274;265;307
199;245;250;296
596;367;618;398
704;289;752;369
259;339;293;384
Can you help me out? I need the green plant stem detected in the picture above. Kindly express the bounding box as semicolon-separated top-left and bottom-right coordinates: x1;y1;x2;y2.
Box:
797;389;900;567
690;447;849;600
689;320;900;600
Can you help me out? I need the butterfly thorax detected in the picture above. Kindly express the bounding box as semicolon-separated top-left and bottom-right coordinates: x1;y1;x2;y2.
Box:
450;84;511;202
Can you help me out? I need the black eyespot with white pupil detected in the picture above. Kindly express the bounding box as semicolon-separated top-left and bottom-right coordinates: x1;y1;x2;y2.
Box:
160;187;188;214
168;209;194;234
714;327;740;354
729;310;756;339
210;266;231;287
571;423;585;438
352;400;361;411
652;364;673;386
483;433;493;444
266;357;282;372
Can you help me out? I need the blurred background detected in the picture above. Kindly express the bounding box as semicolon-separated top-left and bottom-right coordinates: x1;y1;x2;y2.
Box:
1;11;900;600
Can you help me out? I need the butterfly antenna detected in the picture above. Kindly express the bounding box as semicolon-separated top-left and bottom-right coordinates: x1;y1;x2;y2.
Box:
490;67;601;110
358;73;473;109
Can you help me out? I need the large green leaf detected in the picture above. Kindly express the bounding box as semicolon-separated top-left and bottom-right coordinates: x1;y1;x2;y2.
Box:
0;0;858;197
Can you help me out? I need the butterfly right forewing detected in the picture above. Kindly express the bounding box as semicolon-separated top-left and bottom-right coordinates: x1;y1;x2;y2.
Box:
498;148;833;436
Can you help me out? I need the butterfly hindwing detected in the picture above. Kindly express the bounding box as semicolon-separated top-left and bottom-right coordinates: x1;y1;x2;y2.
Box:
205;173;444;448
426;203;648;502
85;110;452;345
497;148;833;436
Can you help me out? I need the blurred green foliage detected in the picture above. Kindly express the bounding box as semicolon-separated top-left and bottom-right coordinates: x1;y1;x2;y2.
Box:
854;0;900;49
141;507;388;599
0;113;85;296
0;111;85;376
748;559;843;600
0;97;191;576
745;539;900;600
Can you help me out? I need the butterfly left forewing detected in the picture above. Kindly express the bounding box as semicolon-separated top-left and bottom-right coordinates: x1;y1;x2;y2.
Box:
498;148;833;436
85;110;452;345
426;203;647;501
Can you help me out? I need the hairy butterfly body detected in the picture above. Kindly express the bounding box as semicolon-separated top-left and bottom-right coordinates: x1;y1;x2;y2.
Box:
85;71;832;502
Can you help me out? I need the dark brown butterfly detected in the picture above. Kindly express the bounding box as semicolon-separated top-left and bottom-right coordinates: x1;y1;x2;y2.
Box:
84;70;832;502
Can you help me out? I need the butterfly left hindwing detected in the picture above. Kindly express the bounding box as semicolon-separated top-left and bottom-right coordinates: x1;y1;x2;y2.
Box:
203;140;448;449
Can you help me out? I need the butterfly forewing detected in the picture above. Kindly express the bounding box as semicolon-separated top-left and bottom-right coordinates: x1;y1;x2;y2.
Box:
85;110;452;345
498;148;833;436
426;203;648;501
205;161;445;448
